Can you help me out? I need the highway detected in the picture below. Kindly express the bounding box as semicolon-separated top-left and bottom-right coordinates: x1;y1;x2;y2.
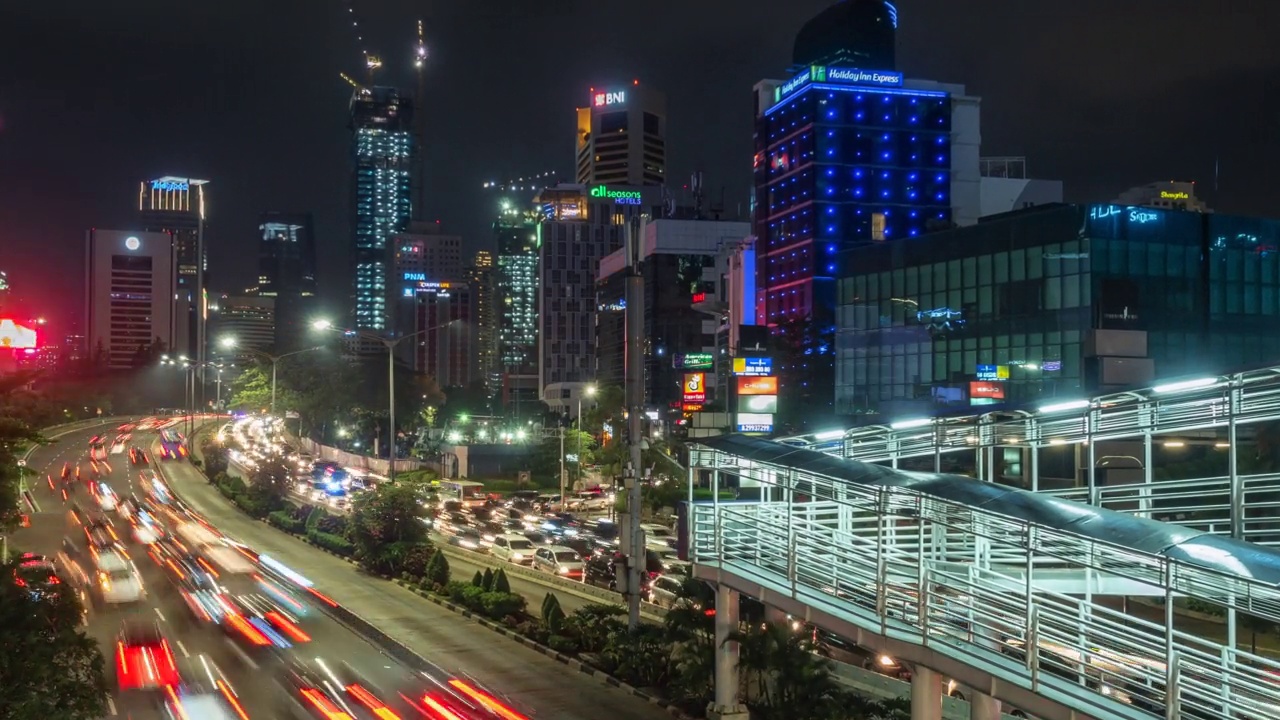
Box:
14;423;674;720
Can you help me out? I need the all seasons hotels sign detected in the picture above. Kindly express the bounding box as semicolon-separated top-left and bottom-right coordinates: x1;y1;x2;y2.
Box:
774;65;906;104
590;185;643;205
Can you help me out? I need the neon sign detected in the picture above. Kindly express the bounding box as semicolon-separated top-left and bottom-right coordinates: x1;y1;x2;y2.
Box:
590;185;642;205
691;292;706;304
404;272;427;281
1088;205;1160;225
592;91;625;107
1129;209;1159;224
151;180;189;192
1160;191;1189;200
775;65;907;103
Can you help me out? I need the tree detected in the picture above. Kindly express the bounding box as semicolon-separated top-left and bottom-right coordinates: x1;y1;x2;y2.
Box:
0;558;110;719
0;372;45;530
347;483;427;559
251;454;294;504
527;430;597;484
583;384;625;435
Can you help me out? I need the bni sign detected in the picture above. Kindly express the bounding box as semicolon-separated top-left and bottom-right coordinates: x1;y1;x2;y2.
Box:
593;91;625;107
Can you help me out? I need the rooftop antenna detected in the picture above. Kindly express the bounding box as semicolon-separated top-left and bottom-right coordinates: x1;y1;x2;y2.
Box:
343;1;381;84
690;171;705;220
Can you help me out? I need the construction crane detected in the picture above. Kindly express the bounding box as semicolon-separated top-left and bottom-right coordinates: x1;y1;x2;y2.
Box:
412;18;429;220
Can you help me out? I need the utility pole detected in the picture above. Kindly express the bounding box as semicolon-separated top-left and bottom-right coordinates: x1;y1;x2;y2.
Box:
622;214;648;629
558;422;567;512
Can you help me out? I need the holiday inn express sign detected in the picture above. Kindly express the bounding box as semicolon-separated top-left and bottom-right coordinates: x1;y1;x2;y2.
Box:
774;65;905;104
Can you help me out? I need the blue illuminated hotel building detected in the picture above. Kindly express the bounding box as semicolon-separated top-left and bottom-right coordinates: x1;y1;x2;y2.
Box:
349;86;413;332
752;68;980;328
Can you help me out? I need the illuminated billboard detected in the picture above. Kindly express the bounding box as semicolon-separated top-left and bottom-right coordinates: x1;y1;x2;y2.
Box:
736;413;774;433
0;319;38;349
738;394;778;414
732;357;773;376
737;376;778;396
969;382;1005;399
674;352;714;370
682;373;706;404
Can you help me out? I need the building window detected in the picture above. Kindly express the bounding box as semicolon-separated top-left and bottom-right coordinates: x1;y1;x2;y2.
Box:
599;112;628;134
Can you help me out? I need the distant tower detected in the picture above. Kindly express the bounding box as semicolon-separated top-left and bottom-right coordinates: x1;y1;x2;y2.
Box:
792;0;898;70
138;176;209;362
348;86;414;332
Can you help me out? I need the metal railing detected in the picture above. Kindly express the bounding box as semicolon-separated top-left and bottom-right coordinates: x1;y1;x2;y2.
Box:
690;448;1280;719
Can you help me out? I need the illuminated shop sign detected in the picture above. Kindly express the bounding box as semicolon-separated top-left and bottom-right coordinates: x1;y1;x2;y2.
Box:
691;292;706;304
969;382;1005;399
738;394;778;414
1088;205;1160;225
732;357;773;376
589;185;642;205
774;64;906;103
404;272;427;281
1043;360;1062;372
682;373;707;404
737;376;778;396
736;413;774;433
593;91;626;107
151;180;189;192
976;364;1009;382
674;352;714;370
412;281;452;292
1160;191;1189;200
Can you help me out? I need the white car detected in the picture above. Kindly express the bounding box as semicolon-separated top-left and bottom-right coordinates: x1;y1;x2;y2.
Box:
96;550;144;604
532;545;586;580
490;534;536;565
647;574;686;608
641;523;676;550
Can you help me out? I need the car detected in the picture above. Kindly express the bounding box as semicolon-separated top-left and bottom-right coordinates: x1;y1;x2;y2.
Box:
647;574;688;608
445;526;486;552
490;533;537;564
532;545;586;579
95;548;144;604
275;657;418;720
560;536;601;560
568;491;612;512
584;518;620;545
223;592;311;649
161;656;248;720
641;523;676;550
115;620;181;691
13;553;61;598
584;552;654;595
129;447;148;466
84;516;120;551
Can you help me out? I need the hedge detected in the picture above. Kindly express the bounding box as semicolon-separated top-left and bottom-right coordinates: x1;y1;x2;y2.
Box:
268;510;305;534
307;530;355;557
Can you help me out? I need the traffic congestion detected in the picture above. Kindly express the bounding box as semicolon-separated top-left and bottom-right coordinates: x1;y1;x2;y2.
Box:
19;419;547;720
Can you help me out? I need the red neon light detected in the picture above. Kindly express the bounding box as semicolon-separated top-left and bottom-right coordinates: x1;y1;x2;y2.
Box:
692;292;706;303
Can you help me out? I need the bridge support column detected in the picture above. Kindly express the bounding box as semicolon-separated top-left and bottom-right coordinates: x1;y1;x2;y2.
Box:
708;584;749;720
910;666;942;720
968;692;1001;720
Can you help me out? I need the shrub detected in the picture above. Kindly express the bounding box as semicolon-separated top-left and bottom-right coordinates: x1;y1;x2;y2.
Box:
492;568;511;594
541;593;566;634
547;634;580;654
400;544;435;579
307;530;354;556
315;514;347;536
423;548;450;587
445;580;472;603
305;506;327;531
478;591;525;620
290;504;314;523
268;510;305;533
471;570;484;587
482;568;495;591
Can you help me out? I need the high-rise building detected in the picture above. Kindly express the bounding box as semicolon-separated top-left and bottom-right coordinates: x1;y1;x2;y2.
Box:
494;201;541;411
349;86;414;333
752;2;980;329
536;183;657;396
138;177;209;361
390;223;463;366
412;282;473;388
257;212;317;351
85;230;176;369
596;219;750;408
575;82;666;187
210;295;274;362
469;250;498;391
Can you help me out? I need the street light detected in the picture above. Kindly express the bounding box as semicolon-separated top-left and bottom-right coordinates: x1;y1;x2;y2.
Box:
311;318;462;483
219;337;325;418
574;384;597;498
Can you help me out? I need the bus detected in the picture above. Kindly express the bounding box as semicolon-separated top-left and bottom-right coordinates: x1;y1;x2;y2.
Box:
436;480;487;508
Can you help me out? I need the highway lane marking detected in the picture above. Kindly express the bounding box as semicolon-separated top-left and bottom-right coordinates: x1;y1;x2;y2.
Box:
176;640;190;657
155;608;168;623
106;697;117;716
224;637;259;669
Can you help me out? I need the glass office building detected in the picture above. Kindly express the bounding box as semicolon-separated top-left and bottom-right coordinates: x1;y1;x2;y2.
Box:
835;203;1280;418
753;67;951;327
349;87;413;332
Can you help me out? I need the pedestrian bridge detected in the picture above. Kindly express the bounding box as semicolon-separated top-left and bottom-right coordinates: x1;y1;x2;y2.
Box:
688;434;1280;720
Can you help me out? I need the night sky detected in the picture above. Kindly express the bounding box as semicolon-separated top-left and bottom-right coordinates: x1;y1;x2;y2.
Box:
2;1;1277;335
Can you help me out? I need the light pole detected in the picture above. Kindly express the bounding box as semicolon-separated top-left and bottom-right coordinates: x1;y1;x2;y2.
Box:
575;384;597;494
218;338;325;418
312;318;461;484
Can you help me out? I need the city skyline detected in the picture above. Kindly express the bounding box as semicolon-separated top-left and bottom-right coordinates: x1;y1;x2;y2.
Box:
3;1;1279;330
